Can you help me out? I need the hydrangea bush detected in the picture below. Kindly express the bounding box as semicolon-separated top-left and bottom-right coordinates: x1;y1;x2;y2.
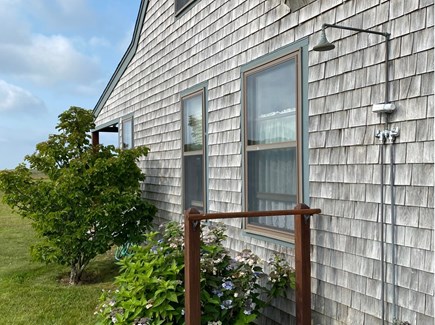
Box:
95;221;295;325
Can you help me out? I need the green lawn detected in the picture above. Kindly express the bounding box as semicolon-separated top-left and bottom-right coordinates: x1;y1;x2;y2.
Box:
0;197;118;325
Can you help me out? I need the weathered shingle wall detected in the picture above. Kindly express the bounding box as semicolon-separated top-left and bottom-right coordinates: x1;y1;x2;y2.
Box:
309;0;434;324
95;0;434;324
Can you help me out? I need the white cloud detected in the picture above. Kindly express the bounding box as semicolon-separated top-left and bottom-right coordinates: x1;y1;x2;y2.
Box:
0;34;101;87
0;0;103;90
0;80;46;114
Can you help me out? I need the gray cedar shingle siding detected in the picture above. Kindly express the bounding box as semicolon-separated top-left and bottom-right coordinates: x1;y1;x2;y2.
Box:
309;1;434;324
94;0;433;324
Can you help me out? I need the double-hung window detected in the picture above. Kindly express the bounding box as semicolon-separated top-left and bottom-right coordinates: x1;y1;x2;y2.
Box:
121;117;133;149
182;90;206;212
244;51;302;240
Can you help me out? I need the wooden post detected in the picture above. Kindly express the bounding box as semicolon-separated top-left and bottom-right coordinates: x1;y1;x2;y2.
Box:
92;131;99;147
184;208;201;325
182;205;319;325
294;203;311;325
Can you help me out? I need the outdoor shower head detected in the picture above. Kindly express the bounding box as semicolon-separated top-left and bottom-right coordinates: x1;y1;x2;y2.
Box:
313;28;335;52
312;23;391;105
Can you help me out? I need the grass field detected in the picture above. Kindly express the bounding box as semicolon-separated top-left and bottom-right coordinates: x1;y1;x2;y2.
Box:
0;195;118;325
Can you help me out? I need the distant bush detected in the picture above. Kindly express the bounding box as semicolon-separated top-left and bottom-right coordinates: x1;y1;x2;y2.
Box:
95;221;295;325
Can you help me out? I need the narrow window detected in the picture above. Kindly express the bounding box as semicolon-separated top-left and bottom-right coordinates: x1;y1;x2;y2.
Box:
244;52;301;240
121;117;133;149
182;90;205;211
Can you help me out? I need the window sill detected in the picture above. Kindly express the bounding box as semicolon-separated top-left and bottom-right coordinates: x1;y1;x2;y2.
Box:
243;227;295;247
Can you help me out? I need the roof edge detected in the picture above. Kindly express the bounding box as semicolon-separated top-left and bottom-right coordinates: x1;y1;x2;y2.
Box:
93;0;148;118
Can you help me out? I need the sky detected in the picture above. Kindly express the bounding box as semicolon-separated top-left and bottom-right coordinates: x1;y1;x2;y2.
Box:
0;0;141;169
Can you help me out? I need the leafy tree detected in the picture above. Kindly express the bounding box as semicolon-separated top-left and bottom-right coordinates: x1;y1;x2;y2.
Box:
0;106;156;284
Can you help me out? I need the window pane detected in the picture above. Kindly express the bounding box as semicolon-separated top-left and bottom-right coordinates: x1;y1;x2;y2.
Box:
246;58;296;145
122;119;133;149
183;94;203;152
184;155;204;210
175;0;193;12
100;132;119;148
247;148;297;232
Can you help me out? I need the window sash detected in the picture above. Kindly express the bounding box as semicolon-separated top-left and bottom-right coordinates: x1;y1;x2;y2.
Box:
183;92;204;152
182;90;205;212
184;155;204;211
244;52;302;240
246;147;298;233
121;117;133;149
175;0;196;15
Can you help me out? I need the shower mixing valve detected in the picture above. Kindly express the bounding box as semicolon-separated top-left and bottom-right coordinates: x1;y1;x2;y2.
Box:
375;128;400;143
375;130;388;142
388;127;399;142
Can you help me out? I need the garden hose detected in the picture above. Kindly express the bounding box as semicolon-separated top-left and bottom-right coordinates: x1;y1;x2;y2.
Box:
114;242;134;260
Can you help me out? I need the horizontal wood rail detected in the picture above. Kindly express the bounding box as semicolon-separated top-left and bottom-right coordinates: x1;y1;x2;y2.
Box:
184;203;321;325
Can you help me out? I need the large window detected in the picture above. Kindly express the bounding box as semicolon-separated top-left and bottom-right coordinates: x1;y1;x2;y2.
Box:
182;90;205;212
244;51;302;239
121;117;133;149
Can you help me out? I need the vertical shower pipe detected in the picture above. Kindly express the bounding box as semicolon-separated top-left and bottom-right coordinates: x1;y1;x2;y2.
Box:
378;32;391;325
383;33;389;325
377;129;399;324
389;128;399;321
378;131;387;325
383;32;392;325
390;135;397;321
384;30;399;322
384;32;399;322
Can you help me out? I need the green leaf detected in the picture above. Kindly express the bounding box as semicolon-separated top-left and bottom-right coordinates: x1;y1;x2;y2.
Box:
153;296;165;307
166;291;178;303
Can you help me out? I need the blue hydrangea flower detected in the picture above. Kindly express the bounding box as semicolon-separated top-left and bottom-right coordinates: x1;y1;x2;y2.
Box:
222;280;234;290
220;299;233;309
212;288;223;297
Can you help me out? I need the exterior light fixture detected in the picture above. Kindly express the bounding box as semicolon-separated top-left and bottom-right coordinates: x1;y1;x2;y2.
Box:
313;23;392;110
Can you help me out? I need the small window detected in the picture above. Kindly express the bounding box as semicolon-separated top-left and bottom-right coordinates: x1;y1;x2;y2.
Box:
182;90;205;211
121;117;133;149
175;0;196;15
244;51;302;240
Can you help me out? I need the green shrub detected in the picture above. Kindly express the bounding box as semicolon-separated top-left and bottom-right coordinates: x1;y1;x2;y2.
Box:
95;222;295;325
0;107;157;284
